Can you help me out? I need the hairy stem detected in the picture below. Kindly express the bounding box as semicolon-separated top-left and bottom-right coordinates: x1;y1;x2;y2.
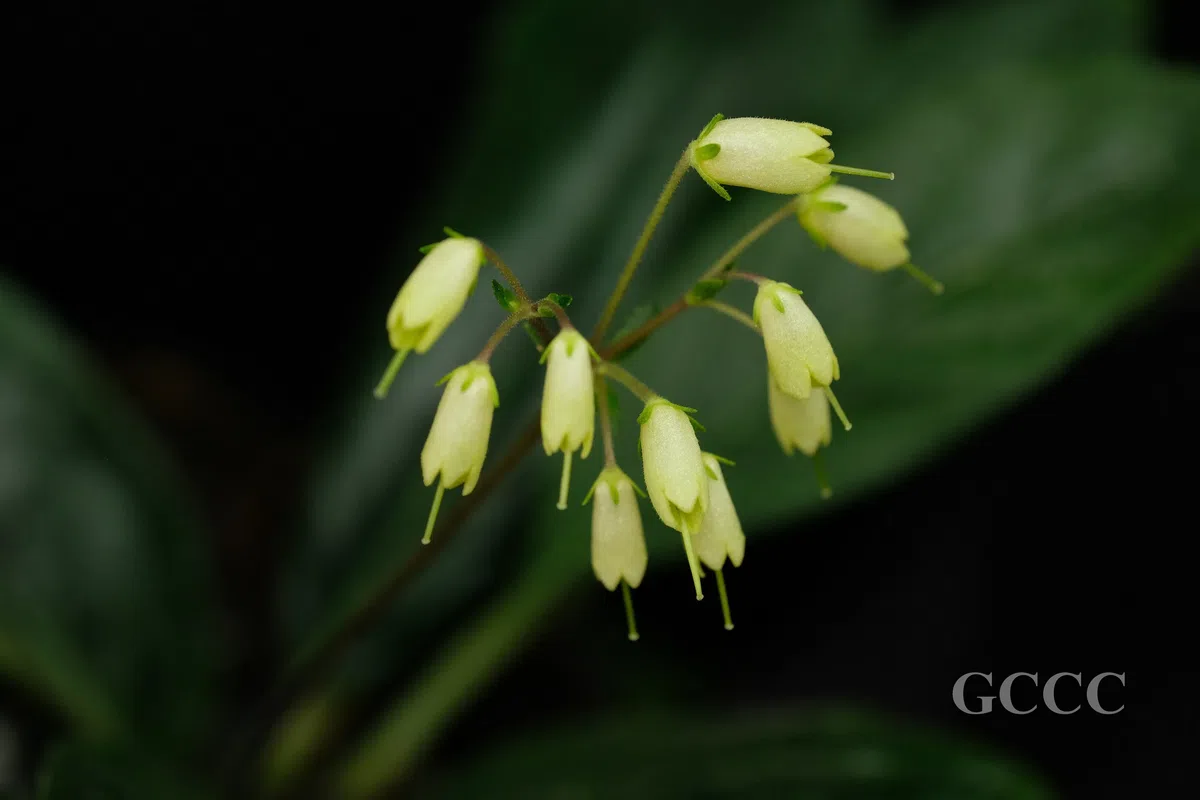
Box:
590;147;693;343
477;309;533;362
599;298;687;360
700;196;801;281
483;243;554;342
482;243;533;305
699;300;759;334
600;196;798;359
597;362;656;403
596;374;617;466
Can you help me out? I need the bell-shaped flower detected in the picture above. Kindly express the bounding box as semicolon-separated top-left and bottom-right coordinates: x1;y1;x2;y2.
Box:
541;328;595;510
798;184;944;293
768;375;832;458
638;397;708;600
419;361;498;543
753;281;839;399
376;236;485;398
692;455;745;572
690;116;893;200
585;466;648;592
799;184;909;270
768;374;837;498
691;453;745;630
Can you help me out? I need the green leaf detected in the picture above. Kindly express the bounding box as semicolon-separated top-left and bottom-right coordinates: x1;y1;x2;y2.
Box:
340;56;1200;792
280;0;1186;790
0;277;218;755
490;279;520;312
546;292;573;308
430;709;1054;799
36;740;209;800
685;278;729;304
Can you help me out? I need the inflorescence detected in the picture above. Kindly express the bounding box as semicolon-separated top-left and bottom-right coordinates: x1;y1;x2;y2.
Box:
374;115;943;640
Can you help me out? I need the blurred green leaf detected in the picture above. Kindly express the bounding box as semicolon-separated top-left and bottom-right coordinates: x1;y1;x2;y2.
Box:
627;58;1200;549
36;740;207;800
277;0;1196;791
342;54;1200;797
608;302;660;362
0;278;218;755
428;709;1054;799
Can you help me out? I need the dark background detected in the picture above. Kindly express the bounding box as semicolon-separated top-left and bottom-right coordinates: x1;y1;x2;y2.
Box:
2;0;1196;797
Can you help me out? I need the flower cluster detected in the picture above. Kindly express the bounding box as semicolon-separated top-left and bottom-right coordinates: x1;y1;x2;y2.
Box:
375;115;942;638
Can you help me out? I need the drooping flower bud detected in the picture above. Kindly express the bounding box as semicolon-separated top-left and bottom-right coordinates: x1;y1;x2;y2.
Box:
541;328;595;510
798;184;944;294
419;361;498;544
799;184;909;271
376;237;485;398
638;397;708;600
690;116;893;200
691;453;745;630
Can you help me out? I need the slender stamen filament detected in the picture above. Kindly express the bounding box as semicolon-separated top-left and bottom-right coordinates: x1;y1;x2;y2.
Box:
556;451;573;511
823;386;852;431
811;450;833;499
423;483;445;545
374;349;410;399
715;568;734;630
621;581;640;642
680;518;704;601
903;263;945;295
827;164;895;180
